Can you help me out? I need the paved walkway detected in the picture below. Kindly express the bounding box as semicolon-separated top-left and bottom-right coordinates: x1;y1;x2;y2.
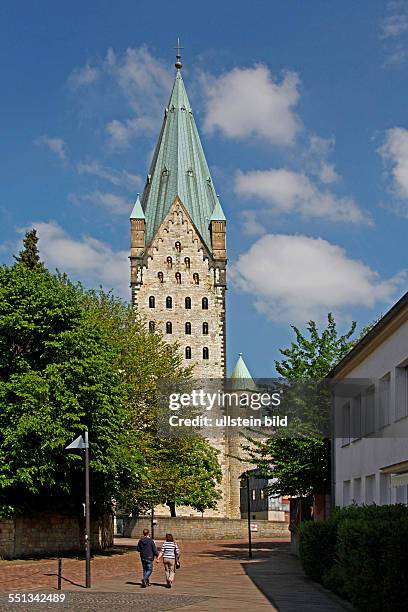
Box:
0;538;353;611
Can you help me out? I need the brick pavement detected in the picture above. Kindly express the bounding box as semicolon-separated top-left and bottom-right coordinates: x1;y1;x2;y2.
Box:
0;538;354;611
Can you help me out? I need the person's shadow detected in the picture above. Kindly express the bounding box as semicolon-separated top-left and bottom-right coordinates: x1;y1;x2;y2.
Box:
125;581;168;588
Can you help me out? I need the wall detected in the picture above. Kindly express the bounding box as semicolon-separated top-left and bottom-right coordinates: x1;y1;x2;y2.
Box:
0;514;113;559
122;516;289;540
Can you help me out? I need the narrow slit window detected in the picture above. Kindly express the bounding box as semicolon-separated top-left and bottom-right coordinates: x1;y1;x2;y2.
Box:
193;273;199;285
202;322;208;335
158;271;164;283
185;322;191;335
166;321;172;334
202;297;208;310
185;297;191;309
185;346;192;359
175;241;181;253
149;296;155;308
149;321;155;333
184;257;190;269
167;256;172;269
166;296;172;309
203;347;209;360
175;272;181;284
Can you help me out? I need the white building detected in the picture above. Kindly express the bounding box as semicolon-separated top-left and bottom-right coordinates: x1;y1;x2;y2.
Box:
331;291;408;507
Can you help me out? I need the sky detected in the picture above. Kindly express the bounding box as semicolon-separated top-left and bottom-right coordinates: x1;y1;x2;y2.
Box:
1;0;408;376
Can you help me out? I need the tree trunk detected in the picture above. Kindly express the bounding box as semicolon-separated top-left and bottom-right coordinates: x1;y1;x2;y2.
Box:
167;501;177;517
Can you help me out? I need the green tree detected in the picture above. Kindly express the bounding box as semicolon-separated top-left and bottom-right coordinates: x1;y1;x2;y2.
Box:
14;228;43;270
245;314;357;497
0;264;140;517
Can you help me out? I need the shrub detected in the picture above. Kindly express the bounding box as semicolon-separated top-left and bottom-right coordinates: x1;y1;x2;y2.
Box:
298;504;408;611
298;518;337;582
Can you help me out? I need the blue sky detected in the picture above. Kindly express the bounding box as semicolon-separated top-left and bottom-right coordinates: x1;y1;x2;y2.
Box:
1;0;408;375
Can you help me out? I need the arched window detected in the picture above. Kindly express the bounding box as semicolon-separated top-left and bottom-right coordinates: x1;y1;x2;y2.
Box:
185;297;191;309
185;322;191;335
149;296;155;308
202;322;208;335
175;241;181;253
175;272;181;284
202;297;208;310
166;321;172;334
185;346;192;360
184;257;190;269
167;256;172;269
193;273;199;285
166;296;172;309
149;321;155;333
158;271;164;283
203;347;209;360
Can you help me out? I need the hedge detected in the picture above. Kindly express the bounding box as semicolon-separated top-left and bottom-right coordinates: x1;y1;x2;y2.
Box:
298;504;408;611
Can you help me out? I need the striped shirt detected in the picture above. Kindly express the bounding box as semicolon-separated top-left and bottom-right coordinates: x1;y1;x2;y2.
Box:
161;541;180;559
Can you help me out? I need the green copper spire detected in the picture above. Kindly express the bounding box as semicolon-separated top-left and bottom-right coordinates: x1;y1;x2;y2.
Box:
130;194;145;219
230;353;256;390
140;58;223;251
210;199;226;222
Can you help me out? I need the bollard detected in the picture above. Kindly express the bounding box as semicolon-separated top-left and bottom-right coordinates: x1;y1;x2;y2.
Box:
57;558;62;591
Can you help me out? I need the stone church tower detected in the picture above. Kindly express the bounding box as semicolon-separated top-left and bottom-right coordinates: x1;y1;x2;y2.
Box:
129;50;245;518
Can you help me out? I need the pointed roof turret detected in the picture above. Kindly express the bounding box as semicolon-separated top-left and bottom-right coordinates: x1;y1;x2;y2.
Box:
210;199;226;222
230;353;256;390
140;57;223;251
130;194;145;219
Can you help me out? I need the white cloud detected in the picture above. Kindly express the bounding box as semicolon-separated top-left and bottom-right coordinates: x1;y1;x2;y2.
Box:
234;168;371;224
379;127;408;202
68;63;100;89
201;64;301;145
69;191;131;215
77;161;142;189
68;46;171;148
306;135;340;184
35;135;68;162
240;210;267;237
379;1;408;64
231;234;405;322
34;221;129;298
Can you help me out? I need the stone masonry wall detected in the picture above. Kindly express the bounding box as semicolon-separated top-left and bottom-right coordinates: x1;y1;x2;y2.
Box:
123;516;289;540
0;514;113;559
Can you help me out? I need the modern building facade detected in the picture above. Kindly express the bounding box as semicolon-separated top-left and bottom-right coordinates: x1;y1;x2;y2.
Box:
331;291;408;507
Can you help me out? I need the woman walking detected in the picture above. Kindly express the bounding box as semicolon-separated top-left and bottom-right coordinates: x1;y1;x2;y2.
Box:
156;533;180;588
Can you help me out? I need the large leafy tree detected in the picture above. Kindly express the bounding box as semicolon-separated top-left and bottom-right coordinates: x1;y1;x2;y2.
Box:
0;263;140;517
245;314;357;497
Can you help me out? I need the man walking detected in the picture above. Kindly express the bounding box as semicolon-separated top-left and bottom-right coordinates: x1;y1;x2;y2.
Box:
136;528;158;587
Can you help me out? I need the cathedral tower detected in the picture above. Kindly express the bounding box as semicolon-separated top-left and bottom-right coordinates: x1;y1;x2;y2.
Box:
130;50;227;379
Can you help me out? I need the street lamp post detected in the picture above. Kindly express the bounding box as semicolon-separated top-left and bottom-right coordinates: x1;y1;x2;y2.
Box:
65;431;91;588
246;474;253;559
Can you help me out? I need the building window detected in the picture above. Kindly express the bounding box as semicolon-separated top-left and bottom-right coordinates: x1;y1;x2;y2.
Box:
193;273;199;285
353;477;362;505
343;480;351;507
342;401;351;446
175;272;181;284
184;257;190;269
351;393;362;441
396;365;408;421
185;322;191;335
364;386;376;435
167;256;172;269
379;373;391;428
203;347;209;360
185;297;191;309
149;296;155;308
166;296;172;309
202;297;208;310
149;321;155;333
365;474;376;504
158;271;164;283
175;241;181;253
202;322;209;335
252;490;256;501
166;321;172;334
185;346;192;359
260;489;265;500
